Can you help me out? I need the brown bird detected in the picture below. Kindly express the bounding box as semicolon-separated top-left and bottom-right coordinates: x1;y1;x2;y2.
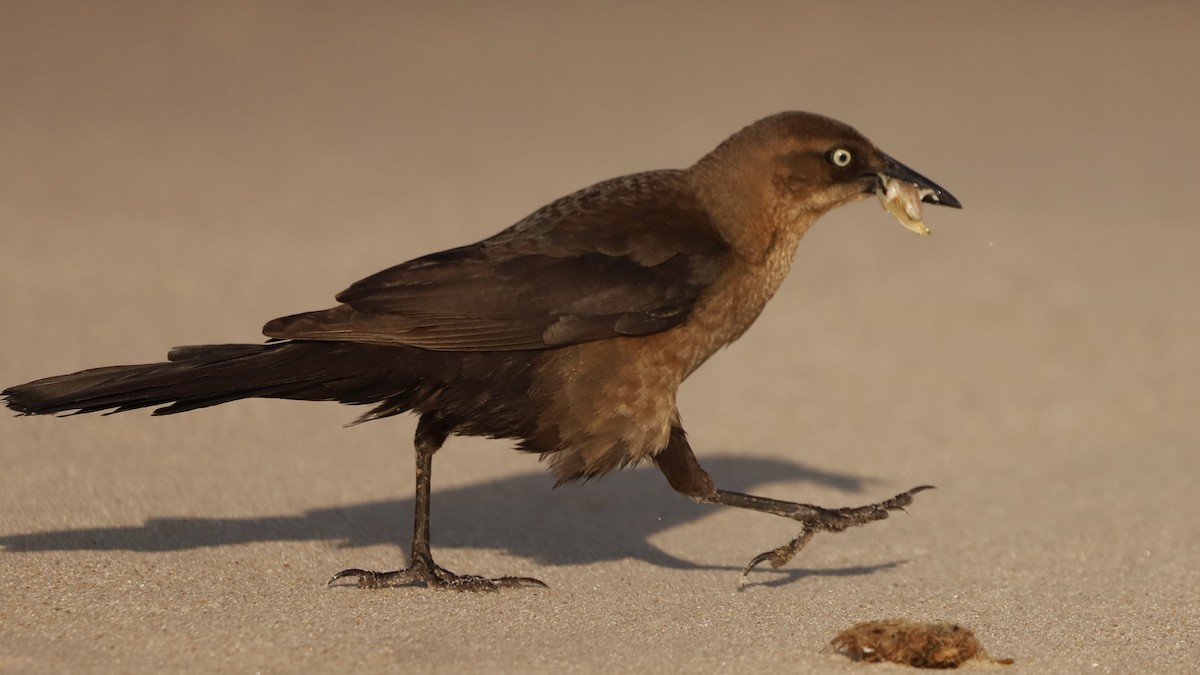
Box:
3;112;960;590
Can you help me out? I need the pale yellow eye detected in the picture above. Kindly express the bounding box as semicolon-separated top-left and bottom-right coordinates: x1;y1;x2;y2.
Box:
830;148;853;167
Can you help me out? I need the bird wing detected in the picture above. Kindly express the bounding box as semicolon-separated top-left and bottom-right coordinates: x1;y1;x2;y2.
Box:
263;172;729;351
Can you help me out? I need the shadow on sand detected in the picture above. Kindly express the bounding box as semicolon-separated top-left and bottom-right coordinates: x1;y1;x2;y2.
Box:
1;455;911;583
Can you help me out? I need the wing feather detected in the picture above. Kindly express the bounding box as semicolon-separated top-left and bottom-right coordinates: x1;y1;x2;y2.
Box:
264;171;729;351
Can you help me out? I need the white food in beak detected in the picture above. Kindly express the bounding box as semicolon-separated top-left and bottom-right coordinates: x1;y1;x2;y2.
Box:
877;176;934;236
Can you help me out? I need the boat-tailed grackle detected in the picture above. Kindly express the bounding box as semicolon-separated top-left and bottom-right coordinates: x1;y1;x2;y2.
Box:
5;112;961;590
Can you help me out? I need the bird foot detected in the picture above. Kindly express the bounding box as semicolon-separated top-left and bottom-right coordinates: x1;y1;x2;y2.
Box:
328;556;547;591
740;485;934;584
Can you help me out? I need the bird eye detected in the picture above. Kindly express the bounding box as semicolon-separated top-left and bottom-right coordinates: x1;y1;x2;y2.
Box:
829;148;853;167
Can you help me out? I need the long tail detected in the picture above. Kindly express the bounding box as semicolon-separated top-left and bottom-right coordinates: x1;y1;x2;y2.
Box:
3;341;429;420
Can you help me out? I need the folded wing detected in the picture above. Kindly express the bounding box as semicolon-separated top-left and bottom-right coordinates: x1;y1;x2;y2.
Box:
263;171;729;351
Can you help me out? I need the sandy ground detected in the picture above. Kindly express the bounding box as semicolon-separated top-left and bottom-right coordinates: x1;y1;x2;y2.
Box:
2;2;1198;672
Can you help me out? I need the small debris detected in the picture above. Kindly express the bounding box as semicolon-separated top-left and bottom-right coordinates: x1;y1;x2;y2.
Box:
877;176;931;235
830;619;1013;668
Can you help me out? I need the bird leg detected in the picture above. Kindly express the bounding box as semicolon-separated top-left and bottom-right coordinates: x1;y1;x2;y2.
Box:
653;426;932;580
329;416;546;591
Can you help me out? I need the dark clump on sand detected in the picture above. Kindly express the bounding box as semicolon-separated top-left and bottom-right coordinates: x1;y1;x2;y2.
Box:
830;619;1013;668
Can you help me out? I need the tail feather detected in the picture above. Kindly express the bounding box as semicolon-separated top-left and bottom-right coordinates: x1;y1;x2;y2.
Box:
3;341;423;418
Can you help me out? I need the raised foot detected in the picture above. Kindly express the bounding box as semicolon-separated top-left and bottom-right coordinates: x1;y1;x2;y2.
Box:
741;485;934;584
328;562;547;591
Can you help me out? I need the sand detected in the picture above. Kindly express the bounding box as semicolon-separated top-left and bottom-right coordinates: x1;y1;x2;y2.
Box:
2;2;1197;672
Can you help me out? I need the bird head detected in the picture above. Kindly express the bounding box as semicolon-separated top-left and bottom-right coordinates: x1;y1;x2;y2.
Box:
694;112;961;238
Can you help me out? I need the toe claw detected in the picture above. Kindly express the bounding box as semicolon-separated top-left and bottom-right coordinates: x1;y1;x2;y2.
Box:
328;568;399;589
327;568;369;586
495;576;549;589
740;549;778;582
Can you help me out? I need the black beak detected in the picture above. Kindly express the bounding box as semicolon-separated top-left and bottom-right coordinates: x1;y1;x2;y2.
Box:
878;154;962;209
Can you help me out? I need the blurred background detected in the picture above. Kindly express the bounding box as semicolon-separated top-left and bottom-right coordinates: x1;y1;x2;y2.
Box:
1;2;1197;671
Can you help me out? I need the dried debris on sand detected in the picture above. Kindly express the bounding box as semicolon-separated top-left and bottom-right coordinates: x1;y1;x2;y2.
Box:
830;619;1013;668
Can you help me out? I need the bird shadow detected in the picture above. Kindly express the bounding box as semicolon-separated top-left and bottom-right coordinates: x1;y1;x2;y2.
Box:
735;560;909;591
1;455;909;581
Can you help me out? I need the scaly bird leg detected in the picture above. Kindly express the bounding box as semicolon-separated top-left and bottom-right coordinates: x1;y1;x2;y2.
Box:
329;416;546;591
653;426;932;583
730;485;932;584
